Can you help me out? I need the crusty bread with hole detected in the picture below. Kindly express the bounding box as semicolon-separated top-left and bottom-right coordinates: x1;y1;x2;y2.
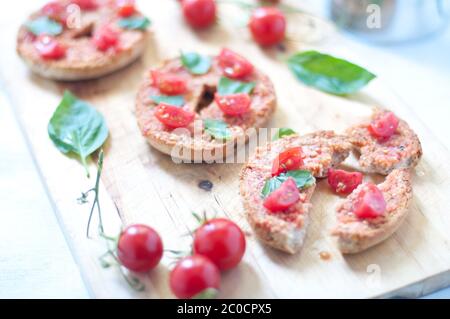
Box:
16;1;148;81
135;55;277;162
240;131;352;254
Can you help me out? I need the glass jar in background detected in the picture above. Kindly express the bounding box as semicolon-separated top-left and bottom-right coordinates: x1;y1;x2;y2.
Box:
329;0;450;44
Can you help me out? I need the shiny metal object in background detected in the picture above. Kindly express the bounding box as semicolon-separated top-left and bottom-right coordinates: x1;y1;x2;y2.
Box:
329;0;450;44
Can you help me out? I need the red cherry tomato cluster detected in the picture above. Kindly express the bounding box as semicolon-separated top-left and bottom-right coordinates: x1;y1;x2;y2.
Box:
178;0;286;46
170;217;246;299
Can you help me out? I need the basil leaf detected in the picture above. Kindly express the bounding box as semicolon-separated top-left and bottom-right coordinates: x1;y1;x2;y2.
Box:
151;95;185;107
181;52;212;75
204;119;231;140
217;77;255;95
118;16;151;30
261;170;315;198
287;50;376;95
26;17;63;36
272;128;297;141
48;91;109;177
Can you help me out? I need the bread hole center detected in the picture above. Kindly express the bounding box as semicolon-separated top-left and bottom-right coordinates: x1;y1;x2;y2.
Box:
70;22;94;39
196;85;216;113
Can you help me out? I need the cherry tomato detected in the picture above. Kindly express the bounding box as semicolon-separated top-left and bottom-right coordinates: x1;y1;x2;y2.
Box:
328;168;363;195
92;25;119;51
214;93;251;116
263;178;300;212
116;0;136;18
34;35;66;60
155;103;195;129
41;1;68;23
271;147;303;176
218;48;254;79
117;224;163;273
353;183;386;219
69;0;98;10
170;255;221;299
249;7;286;46
368;112;399;139
151;70;187;96
193;218;246;270
181;0;216;29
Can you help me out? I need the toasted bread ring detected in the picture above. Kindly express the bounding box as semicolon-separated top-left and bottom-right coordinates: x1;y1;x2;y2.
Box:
240;131;352;254
16;0;148;81
136;54;277;162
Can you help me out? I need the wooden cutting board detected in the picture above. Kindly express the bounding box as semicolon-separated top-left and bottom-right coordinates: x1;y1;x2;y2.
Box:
1;0;450;298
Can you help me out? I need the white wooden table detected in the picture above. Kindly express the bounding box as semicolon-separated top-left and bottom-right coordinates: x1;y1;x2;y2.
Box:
0;0;449;299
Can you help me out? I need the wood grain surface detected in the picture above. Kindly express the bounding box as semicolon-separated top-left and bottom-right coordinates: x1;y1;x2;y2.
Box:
1;0;450;298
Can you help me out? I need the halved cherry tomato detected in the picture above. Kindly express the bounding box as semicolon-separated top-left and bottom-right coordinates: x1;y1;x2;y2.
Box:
34;35;66;60
170;255;221;299
263;178;300;212
116;0;136;18
249;7;286;46
92;25;119;51
328;168;363;195
271;147;303;176
69;0;98;10
218;48;254;79
151;71;187;96
214;93;251;116
117;224;163;273
181;0;216;29
368;112;399;139
41;1;68;23
155;103;195;129
353;183;386;219
193;218;246;270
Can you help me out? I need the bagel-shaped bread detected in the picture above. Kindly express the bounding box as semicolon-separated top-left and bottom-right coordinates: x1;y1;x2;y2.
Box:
17;0;149;81
240;131;352;253
136;50;277;162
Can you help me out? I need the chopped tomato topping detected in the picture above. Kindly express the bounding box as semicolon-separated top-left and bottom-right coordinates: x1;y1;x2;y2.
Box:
41;1;68;24
271;147;304;176
328;168;363;195
69;0;98;10
155;103;195;129
263;178;300;212
116;0;136;17
214;93;251;116
368;112;399;139
92;25;119;51
218;48;254;79
151;70;187;96
34;35;66;60
353;183;386;219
